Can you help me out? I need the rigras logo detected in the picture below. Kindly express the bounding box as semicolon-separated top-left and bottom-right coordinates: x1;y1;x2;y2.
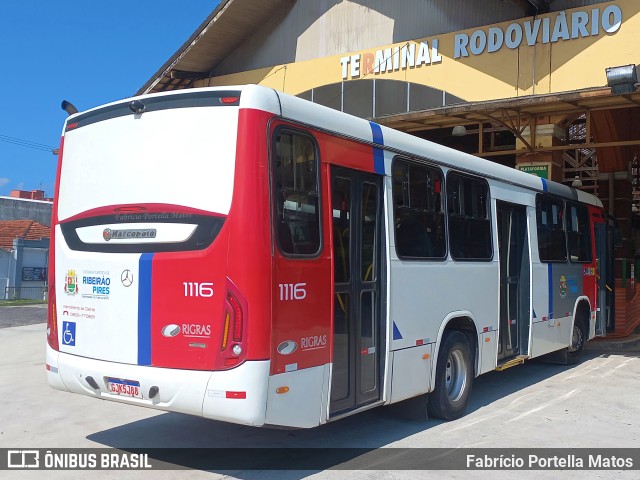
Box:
277;340;298;355
161;324;211;338
161;324;180;338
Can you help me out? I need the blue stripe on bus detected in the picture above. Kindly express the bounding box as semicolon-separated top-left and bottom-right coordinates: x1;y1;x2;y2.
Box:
108;378;140;386
138;253;154;365
548;263;553;320
392;321;403;340
369;121;385;174
541;178;548;192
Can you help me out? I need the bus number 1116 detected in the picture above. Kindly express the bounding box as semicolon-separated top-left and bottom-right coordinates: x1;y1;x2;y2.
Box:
279;283;307;301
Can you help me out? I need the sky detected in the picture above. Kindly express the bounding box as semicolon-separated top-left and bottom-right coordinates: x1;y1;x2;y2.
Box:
0;1;220;198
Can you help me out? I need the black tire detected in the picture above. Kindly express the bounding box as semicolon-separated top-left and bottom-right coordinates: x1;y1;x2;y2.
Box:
566;317;587;365
428;331;474;420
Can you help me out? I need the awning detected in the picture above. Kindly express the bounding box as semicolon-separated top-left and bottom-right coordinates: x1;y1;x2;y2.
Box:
137;0;294;95
375;87;640;135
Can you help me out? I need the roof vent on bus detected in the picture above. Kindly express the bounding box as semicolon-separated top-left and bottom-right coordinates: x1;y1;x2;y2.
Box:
61;100;78;116
129;100;145;114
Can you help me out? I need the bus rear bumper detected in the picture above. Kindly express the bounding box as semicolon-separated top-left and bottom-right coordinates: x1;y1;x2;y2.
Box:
46;345;270;426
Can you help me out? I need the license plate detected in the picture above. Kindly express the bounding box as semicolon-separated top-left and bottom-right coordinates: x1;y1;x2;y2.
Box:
106;378;142;399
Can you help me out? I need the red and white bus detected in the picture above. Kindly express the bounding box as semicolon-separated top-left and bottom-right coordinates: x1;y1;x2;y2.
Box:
46;85;614;428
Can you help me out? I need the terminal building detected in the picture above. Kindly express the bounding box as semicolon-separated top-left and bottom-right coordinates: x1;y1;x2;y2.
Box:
138;0;640;336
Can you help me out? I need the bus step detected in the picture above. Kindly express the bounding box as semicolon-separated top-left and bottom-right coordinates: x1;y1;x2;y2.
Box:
495;355;529;371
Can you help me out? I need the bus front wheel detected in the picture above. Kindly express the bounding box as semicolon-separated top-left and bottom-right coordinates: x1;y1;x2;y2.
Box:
428;330;474;421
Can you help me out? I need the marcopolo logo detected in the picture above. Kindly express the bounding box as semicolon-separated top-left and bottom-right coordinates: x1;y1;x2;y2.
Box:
103;228;157;242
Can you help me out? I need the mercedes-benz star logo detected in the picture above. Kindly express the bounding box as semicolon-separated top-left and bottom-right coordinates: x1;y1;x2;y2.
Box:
121;269;134;287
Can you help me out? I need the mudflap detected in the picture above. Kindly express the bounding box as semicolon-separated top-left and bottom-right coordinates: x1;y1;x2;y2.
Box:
536;348;569;365
384;394;429;422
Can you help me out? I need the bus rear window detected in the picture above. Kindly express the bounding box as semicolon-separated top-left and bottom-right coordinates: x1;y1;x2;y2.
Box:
273;131;321;256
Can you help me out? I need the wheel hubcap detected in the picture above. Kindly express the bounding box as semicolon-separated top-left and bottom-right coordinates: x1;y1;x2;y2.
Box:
445;349;467;402
568;324;583;354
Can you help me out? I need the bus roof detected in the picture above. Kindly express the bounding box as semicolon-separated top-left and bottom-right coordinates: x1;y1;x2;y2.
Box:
273;86;602;208
62;84;602;208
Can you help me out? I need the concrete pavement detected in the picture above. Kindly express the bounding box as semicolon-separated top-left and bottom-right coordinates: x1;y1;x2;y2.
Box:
0;320;639;479
0;304;47;328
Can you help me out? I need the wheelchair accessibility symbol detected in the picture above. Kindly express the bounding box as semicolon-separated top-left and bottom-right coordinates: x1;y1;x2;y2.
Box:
62;321;76;346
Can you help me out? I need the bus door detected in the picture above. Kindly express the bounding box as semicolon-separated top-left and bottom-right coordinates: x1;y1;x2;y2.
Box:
594;218;614;335
497;201;531;361
329;167;383;415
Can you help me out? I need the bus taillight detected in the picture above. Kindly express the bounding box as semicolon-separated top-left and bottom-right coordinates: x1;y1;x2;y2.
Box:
222;311;231;350
217;280;248;369
48;135;63;351
47;287;59;350
228;291;243;342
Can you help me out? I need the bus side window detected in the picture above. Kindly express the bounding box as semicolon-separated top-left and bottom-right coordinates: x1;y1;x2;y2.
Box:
396;207;433;258
392;158;446;260
536;195;567;262
273;131;321;256
567;203;592;263
446;172;492;261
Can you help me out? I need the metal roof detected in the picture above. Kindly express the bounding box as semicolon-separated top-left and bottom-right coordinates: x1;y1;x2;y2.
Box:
137;0;294;95
373;86;640;174
375;87;640;134
135;0;639;172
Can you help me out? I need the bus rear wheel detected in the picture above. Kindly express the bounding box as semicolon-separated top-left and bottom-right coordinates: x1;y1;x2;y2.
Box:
428;330;474;421
566;318;587;365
